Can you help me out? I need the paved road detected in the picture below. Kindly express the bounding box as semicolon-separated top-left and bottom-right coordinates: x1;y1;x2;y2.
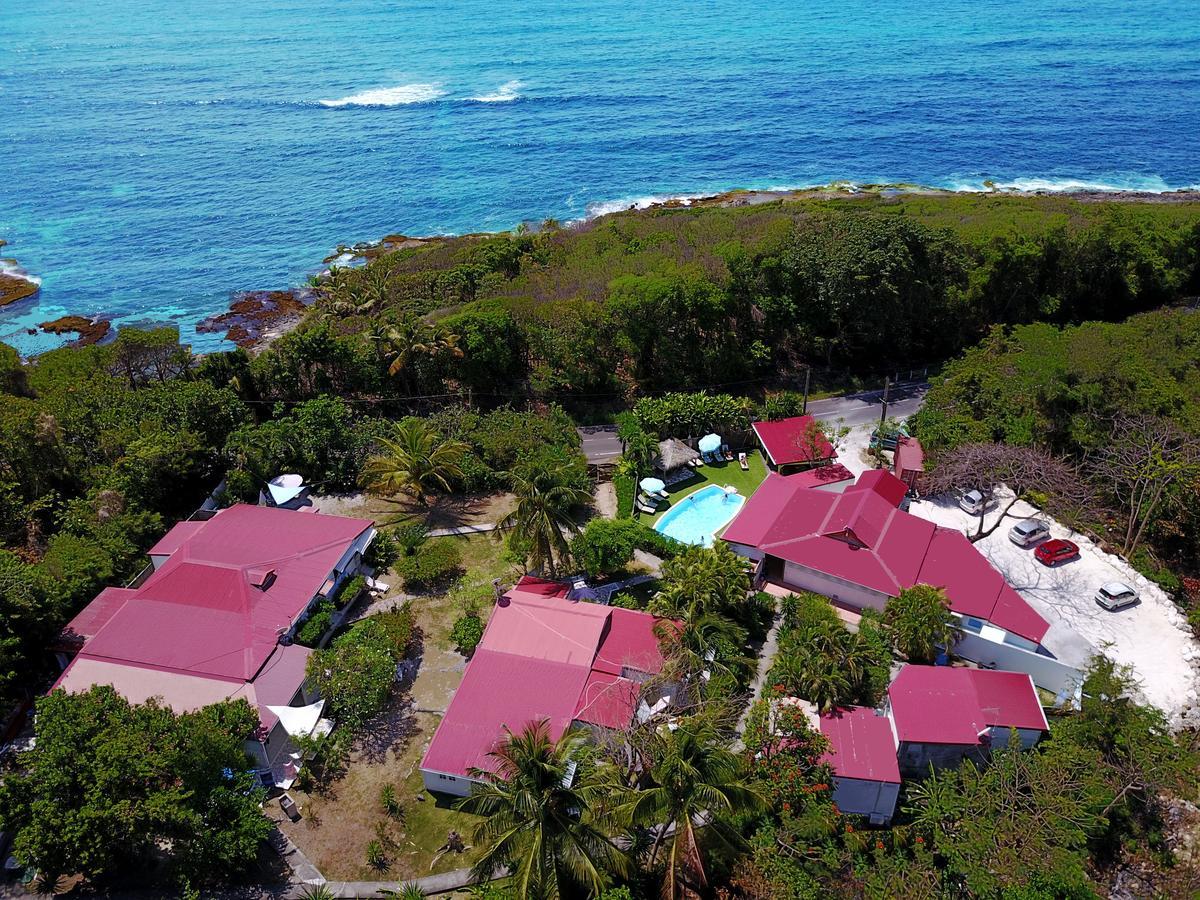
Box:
806;381;928;428
577;425;622;464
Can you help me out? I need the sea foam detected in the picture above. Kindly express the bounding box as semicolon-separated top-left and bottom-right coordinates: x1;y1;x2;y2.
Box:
466;79;524;103
0;259;41;287
945;175;1178;194
318;83;447;108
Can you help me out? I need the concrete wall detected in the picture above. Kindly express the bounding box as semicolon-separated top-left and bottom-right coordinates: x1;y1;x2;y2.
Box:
831;777;899;824
422;768;477;798
780;562;890;612
954;631;1084;695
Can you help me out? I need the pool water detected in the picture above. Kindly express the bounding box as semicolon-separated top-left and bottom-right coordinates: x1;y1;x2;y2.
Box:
654;485;746;547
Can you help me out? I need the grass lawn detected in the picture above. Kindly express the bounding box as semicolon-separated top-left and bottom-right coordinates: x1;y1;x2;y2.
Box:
269;533;521;881
645;448;769;527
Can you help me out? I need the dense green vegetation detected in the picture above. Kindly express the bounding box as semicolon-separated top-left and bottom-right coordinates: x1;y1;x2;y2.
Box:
3;195;1200;896
0;688;271;891
287;194;1200;408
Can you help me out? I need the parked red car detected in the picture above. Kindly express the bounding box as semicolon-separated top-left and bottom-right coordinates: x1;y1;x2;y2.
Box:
1035;538;1080;567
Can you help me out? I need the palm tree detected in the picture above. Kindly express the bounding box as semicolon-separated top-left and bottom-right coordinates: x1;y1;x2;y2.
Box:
884;584;959;664
619;717;764;899
501;451;590;578
650;543;750;621
360;419;469;507
654;614;752;691
371;317;464;389
773;648;852;712
459;721;630;899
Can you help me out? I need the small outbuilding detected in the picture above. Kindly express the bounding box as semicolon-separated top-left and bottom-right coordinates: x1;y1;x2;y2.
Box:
752;416;835;474
653;438;700;480
886;665;1048;775
893;435;926;493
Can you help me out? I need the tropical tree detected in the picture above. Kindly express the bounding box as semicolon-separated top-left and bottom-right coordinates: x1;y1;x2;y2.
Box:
501;448;591;578
884;584;959;663
360;419;469;507
650;543;750;621
619;716;764;899
459;720;630;899
654;613;753;692
370;316;464;391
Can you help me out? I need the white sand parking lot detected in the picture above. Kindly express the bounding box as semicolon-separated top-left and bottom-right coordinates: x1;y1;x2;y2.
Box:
907;491;1200;727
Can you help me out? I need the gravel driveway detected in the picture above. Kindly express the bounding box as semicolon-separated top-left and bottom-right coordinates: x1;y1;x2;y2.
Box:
908;492;1200;728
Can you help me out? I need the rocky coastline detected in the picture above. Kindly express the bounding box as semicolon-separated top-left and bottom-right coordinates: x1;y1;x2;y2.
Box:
196;288;313;351
0;242;41;308
38;315;111;347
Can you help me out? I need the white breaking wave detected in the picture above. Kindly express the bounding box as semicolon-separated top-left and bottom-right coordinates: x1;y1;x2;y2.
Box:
583;192;711;219
944;175;1180;193
0;259;41;287
318;83;447;108
467;79;524;103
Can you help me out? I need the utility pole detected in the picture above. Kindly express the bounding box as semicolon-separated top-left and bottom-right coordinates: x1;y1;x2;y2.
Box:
802;367;811;415
877;376;891;468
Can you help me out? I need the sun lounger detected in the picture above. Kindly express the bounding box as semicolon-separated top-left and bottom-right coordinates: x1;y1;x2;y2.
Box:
738;451;749;470
722;444;734;461
636;499;659;515
652;488;669;500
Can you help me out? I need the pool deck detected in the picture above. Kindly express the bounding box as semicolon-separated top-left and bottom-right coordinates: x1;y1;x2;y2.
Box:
644;449;769;528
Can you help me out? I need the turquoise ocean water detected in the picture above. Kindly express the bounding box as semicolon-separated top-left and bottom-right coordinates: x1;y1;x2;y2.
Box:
2;0;1198;354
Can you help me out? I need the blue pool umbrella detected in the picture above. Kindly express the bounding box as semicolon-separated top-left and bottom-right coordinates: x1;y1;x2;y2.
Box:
640;477;666;493
698;433;722;454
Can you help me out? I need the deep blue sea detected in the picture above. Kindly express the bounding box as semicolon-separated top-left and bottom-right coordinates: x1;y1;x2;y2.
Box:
2;0;1198;354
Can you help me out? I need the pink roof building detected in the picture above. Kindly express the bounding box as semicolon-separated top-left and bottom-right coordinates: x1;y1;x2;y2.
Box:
722;470;1050;647
887;665;1048;773
53;504;375;786
818;705;901;824
421;579;671;797
752;416;835;470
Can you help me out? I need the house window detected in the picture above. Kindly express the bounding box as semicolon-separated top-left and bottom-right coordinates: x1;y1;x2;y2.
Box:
960;616;984;634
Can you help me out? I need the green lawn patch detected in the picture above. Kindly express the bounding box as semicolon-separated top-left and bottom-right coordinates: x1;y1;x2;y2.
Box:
643;449;768;527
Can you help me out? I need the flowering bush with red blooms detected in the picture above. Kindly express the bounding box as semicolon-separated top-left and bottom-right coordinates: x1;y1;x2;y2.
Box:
743;701;834;814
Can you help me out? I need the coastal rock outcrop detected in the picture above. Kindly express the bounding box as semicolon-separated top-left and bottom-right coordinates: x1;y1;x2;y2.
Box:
196;289;311;351
38;315;112;347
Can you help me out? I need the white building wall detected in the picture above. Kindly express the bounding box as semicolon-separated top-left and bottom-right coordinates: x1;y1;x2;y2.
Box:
954;631;1083;695
422;768;477;798
780;562;890;612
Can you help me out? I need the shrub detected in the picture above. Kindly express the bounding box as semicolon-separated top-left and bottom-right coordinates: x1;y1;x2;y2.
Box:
395;538;463;589
363;530;399;570
392;522;430;556
380;784;403;819
296;599;336;647
332;574;366;609
373;606;417;656
366;839;387;870
450;614;485;656
614;474;635;519
571;518;641;575
758;391;807;421
306;618;399;731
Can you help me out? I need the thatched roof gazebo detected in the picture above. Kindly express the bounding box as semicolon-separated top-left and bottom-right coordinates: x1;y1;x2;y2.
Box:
654;438;700;473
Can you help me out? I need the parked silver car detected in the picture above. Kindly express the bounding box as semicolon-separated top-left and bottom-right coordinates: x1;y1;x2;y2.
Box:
957;489;993;516
1095;581;1139;611
1009;519;1050;547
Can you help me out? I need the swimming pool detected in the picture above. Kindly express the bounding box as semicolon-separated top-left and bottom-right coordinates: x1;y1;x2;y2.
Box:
654;484;746;547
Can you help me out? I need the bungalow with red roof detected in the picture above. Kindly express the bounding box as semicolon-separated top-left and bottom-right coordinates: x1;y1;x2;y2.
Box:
421;577;673;797
723;469;1051;661
53;504;376;788
774;698;901;824
752;416;835;474
886;665;1048;774
893;435;926;493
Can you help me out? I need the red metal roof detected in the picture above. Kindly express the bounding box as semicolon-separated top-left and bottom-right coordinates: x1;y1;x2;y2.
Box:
752;417;835;467
819;706;901;783
147;520;205;557
888;665;1048;745
846;469;909;508
894;435;926;475
573;671;642;730
57;505;372;731
787;463;855;491
78;504;372;681
722;472;1050;644
422;585;669;779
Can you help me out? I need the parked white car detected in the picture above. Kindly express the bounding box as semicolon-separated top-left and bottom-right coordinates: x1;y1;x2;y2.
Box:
1095;581;1139;611
1009;519;1050;547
